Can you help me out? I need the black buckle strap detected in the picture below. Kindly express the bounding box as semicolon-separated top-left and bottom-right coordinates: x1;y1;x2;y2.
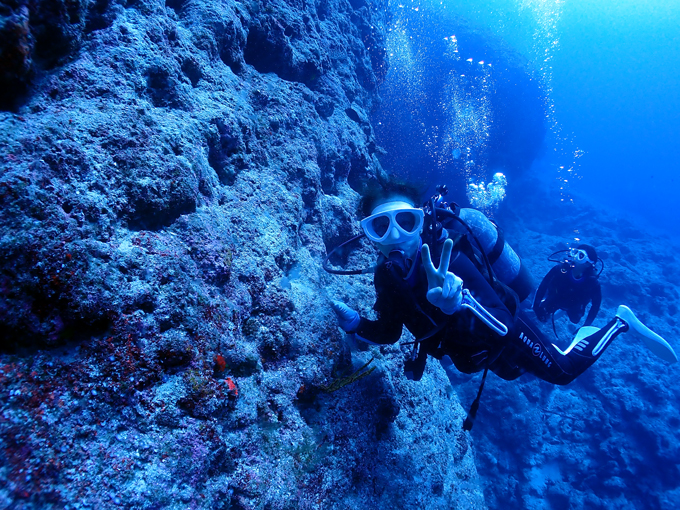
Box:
487;222;505;266
463;366;489;431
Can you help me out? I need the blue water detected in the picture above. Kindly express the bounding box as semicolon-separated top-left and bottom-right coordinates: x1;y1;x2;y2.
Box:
548;0;680;237
374;0;680;237
372;2;680;508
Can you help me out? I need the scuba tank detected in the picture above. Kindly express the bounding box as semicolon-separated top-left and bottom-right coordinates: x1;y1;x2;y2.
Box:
425;185;534;302
456;208;533;302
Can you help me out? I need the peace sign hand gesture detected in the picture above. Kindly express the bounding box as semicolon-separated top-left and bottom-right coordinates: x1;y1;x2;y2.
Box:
421;238;463;315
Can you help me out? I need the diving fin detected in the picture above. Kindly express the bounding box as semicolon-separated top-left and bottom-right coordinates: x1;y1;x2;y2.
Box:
616;305;678;363
575;326;600;342
552;326;599;355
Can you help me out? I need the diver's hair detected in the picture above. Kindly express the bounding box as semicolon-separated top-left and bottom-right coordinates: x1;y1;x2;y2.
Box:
360;178;426;217
577;244;597;263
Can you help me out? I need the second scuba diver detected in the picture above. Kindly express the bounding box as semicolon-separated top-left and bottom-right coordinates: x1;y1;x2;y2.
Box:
533;244;602;327
329;183;677;427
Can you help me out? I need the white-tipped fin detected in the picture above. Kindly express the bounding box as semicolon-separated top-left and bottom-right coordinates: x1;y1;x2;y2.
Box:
617;305;678;363
553;326;599;355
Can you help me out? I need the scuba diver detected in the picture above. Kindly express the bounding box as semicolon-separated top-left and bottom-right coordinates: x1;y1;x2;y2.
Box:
533;245;602;327
326;182;677;429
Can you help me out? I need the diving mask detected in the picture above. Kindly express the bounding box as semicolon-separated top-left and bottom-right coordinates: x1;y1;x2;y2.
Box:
360;201;425;244
568;248;594;266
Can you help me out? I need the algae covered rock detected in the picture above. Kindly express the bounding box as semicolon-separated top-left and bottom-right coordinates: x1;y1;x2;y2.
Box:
0;0;487;508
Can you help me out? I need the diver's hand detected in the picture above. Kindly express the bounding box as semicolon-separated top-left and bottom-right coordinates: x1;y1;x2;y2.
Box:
331;300;360;333
422;239;463;315
534;302;549;322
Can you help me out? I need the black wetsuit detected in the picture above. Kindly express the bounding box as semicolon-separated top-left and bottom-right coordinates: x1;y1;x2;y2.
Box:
533;263;601;326
355;240;626;385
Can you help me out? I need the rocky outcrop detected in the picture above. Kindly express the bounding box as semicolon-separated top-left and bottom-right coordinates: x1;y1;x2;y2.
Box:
0;0;487;508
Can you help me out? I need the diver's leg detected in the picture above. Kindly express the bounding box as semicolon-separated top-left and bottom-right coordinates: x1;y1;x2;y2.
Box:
551;306;677;366
565;306;678;364
567;307;583;324
509;312;583;384
510;307;676;385
510;311;631;385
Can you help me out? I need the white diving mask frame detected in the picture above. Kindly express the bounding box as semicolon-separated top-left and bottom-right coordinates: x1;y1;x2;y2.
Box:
360;201;425;244
568;248;595;267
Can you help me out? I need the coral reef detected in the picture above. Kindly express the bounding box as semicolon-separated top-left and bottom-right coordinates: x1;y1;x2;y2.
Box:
0;0;487;508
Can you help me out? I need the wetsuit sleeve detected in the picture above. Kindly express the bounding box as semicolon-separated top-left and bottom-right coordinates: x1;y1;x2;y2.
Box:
533;265;560;312
354;269;404;345
354;309;403;345
449;252;514;330
584;281;602;326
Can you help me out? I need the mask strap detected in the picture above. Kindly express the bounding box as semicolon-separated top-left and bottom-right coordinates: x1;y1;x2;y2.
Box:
323;234;376;275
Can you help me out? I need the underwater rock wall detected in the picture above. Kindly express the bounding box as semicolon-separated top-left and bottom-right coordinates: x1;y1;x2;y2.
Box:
0;0;487;508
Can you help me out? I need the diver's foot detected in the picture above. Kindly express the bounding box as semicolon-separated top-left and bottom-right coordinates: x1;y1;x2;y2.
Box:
616;305;678;363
